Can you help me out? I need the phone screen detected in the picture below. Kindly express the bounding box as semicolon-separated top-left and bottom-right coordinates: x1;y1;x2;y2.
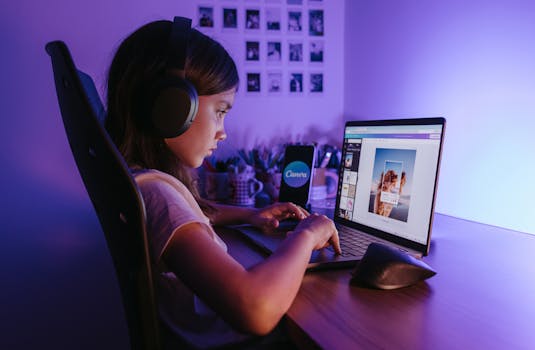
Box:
279;145;316;208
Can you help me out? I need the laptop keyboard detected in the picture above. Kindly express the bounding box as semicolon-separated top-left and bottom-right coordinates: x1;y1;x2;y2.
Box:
328;225;388;257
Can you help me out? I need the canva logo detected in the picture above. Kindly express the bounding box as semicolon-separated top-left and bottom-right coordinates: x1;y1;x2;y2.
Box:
283;161;311;188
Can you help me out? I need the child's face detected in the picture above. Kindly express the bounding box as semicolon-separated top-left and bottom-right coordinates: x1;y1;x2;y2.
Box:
164;88;235;168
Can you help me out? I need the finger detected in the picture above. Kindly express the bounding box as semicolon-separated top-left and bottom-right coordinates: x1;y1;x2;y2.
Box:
269;218;279;228
269;203;293;219
330;227;342;255
283;202;308;220
298;204;310;217
287;202;305;218
260;218;284;235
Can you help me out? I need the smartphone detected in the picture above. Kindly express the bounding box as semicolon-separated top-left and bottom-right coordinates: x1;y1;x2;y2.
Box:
279;145;316;208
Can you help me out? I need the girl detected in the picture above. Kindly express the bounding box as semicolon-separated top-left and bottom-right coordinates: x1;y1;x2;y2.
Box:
105;18;340;348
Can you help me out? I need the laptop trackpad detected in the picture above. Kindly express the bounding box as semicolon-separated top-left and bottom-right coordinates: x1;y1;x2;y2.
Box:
308;248;359;270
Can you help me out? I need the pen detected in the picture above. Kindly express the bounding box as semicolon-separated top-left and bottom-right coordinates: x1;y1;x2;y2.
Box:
319;151;332;168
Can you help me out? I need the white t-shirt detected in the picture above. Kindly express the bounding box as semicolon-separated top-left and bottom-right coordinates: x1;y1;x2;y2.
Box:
133;169;252;348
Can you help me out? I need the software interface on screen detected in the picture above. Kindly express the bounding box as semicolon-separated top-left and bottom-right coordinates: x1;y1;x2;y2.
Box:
336;123;443;244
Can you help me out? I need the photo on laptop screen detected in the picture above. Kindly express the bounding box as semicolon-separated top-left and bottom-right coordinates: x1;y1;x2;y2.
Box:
335;118;445;254
369;150;415;222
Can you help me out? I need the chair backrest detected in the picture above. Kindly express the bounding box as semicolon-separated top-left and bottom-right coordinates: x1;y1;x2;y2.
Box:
77;69;106;124
45;41;161;350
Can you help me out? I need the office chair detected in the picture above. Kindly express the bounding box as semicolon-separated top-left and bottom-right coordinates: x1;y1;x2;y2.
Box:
45;41;161;350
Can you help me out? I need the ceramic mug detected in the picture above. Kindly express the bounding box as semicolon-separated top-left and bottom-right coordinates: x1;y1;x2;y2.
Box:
228;173;264;206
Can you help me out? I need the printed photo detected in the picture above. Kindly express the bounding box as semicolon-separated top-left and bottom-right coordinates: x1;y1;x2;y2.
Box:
368;148;417;222
246;41;260;61
267;72;283;93
309;10;324;36
288;11;302;32
289;73;303;93
289;42;303;62
266;8;281;31
310;73;323;92
267;41;282;62
310;41;324;62
245;9;260;30
246;73;261;92
223;8;237;29
198;7;214;28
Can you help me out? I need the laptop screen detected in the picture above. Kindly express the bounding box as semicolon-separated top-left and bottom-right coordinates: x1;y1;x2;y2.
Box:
335;118;445;252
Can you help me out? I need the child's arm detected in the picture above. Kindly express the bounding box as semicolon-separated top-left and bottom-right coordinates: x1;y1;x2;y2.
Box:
162;213;340;335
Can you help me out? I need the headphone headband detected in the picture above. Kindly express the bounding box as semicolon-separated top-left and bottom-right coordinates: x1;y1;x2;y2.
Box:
168;16;191;71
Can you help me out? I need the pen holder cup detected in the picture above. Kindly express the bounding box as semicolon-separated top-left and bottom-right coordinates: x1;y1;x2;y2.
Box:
204;172;230;202
257;171;282;203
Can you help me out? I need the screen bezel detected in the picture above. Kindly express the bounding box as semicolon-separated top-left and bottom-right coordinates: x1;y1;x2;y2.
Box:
333;117;446;256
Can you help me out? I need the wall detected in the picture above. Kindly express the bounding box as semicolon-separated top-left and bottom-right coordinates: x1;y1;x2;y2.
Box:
0;0;344;347
197;1;346;153
344;0;535;234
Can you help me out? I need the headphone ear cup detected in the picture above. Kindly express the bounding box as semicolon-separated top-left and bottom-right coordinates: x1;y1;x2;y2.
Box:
150;76;199;138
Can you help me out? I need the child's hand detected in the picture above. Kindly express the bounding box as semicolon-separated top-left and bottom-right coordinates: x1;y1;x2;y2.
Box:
291;213;341;254
248;202;309;233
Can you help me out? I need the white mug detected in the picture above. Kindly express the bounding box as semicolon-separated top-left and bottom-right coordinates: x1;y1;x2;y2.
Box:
228;168;263;206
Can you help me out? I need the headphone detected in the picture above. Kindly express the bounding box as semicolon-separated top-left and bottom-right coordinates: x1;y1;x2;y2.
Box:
145;16;199;138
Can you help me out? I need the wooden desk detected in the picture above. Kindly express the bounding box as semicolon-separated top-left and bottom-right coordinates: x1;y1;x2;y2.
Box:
219;214;535;350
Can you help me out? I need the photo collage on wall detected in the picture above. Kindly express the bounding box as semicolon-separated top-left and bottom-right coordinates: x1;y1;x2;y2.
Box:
195;0;324;96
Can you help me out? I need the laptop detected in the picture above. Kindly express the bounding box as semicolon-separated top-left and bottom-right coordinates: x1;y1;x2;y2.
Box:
235;117;446;270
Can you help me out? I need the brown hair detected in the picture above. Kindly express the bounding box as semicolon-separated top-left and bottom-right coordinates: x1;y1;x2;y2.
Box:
105;19;239;216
